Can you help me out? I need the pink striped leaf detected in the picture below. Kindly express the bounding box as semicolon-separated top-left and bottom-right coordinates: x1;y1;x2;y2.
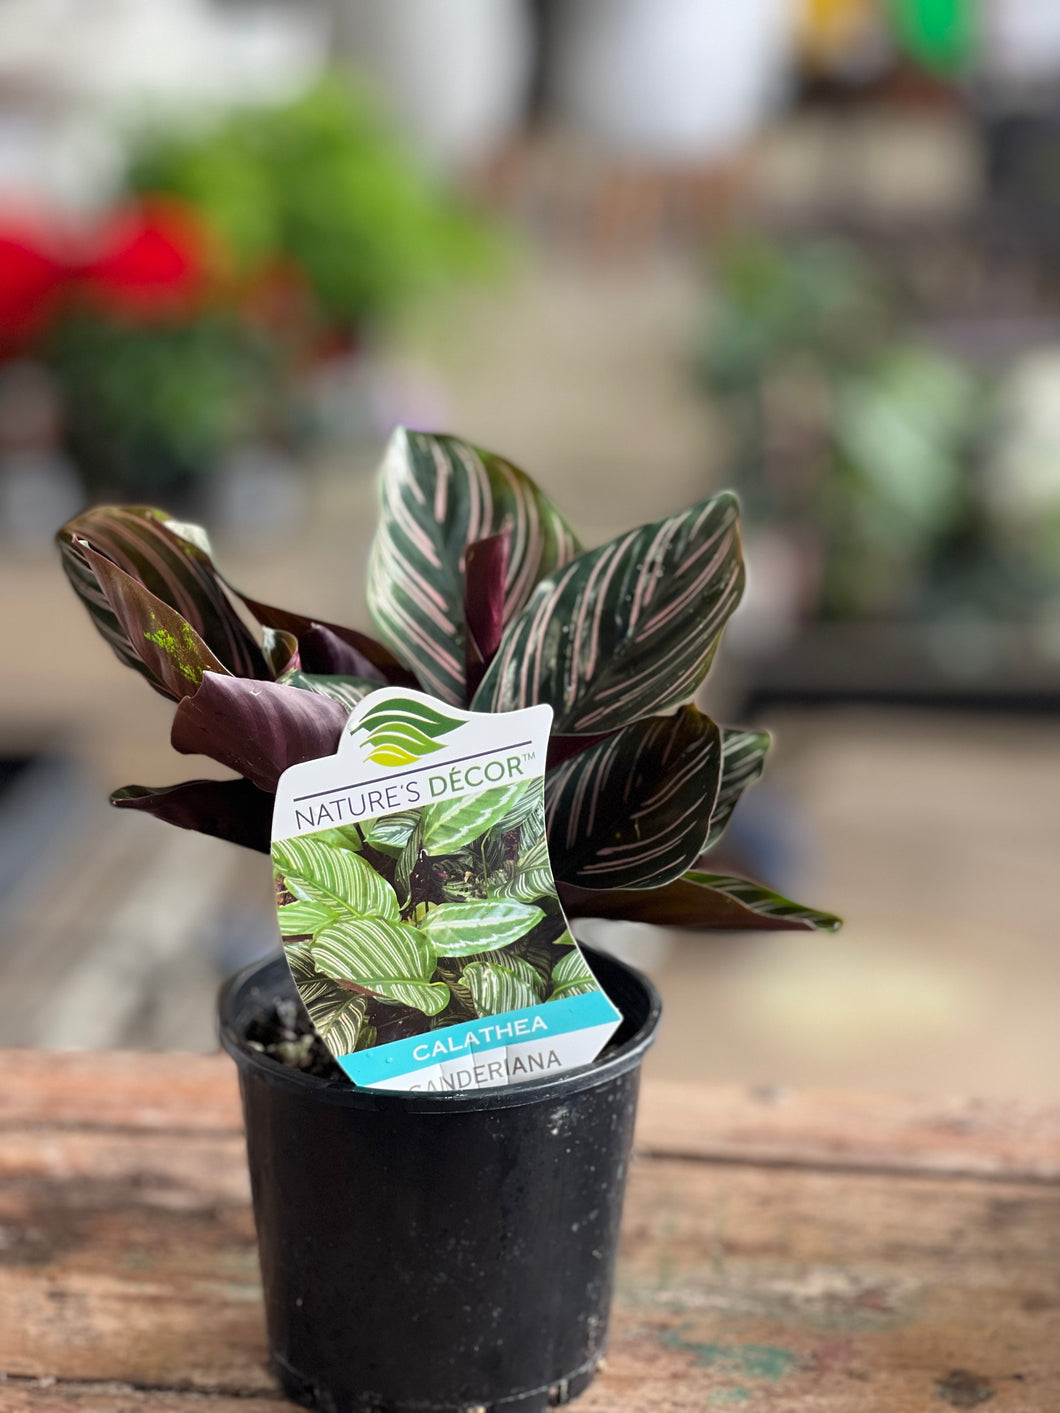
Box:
544;707;722;891
81;546;228;701
367;428;581;705
277;669;380;711
559;869;841;933
58;506;268;681
138;512;408;683
172;672;348;792
704;727;771;851
111;778;273;852
473;492;744;733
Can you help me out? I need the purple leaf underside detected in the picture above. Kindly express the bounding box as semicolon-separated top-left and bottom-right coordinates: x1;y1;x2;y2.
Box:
111;778;273;852
172;672;349;792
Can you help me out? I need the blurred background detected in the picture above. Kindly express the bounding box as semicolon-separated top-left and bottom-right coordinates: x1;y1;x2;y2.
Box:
1;0;1057;1098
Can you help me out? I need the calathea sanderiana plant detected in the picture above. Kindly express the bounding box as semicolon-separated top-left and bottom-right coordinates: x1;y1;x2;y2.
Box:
57;428;839;991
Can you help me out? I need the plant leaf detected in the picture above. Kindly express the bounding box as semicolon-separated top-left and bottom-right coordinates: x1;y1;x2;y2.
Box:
419;900;544;957
314;825;364;852
273;835;400;920
57;505;268;681
558;870;842;933
474;492;744;732
545;706;723;890
110;777;272;852
465;529;510;696
488;835;555;904
278;669;379;711
262;628;300;677
172;672;348;791
394;821;423;905
286;944;371;1055
493;787;545;834
311;918;449;1014
277;900;338;937
705;727;771;850
464;957;545;1017
233;594;415;686
296;623;386;678
363;811;419;852
421;781;529;854
79;546;229;700
549;946;598;1000
367;428;581;704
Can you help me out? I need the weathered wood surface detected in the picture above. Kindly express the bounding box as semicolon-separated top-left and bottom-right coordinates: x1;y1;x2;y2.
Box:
1;1053;1058;1411
5;1054;1058;1181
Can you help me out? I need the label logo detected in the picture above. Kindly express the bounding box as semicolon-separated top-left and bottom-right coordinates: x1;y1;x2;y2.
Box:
352;698;464;767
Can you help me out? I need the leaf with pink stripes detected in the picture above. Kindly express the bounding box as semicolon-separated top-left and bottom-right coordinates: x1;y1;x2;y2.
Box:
544;707;722;891
473;492;744;733
558;871;841;933
58;505;268;683
366;428;582;706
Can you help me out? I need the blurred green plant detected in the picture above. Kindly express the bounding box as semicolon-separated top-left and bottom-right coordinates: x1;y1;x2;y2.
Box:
699;237;1000;621
128;76;500;329
48;310;275;501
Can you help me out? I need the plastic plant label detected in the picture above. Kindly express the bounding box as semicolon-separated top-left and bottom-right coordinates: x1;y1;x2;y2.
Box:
271;688;622;1092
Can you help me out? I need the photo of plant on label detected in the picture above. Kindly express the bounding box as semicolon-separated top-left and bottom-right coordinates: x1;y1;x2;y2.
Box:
272;688;622;1091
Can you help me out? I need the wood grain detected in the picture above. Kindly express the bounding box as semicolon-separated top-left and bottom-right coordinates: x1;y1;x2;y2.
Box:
635;1080;1060;1181
1;1051;1058;1411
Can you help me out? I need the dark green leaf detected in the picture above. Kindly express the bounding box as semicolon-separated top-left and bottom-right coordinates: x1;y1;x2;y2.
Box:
704;727;771;850
474;492;744;732
545;707;722;890
367;428;581;704
394;821;423;906
559;870;842;933
278;669;379;711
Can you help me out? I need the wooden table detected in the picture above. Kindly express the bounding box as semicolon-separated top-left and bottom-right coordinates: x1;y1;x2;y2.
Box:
1;1052;1058;1412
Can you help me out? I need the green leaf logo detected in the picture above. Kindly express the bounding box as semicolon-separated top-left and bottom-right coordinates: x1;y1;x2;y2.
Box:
353;698;465;768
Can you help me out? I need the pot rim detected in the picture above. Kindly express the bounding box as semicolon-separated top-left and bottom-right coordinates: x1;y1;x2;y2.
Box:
219;946;661;1114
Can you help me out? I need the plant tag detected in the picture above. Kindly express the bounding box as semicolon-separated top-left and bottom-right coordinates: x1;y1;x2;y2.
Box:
272;688;622;1092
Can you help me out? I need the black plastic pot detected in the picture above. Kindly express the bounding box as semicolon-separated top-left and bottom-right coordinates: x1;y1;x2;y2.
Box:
219;949;661;1413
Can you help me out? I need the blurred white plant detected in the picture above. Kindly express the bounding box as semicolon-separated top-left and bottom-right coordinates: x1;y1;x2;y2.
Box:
986;348;1060;526
0;0;328;207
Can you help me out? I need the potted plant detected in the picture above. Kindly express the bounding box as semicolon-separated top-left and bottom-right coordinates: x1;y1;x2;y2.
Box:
57;427;839;1413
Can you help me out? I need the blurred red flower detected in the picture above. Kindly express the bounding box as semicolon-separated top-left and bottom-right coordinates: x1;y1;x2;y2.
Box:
0;224;64;354
77;199;214;319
